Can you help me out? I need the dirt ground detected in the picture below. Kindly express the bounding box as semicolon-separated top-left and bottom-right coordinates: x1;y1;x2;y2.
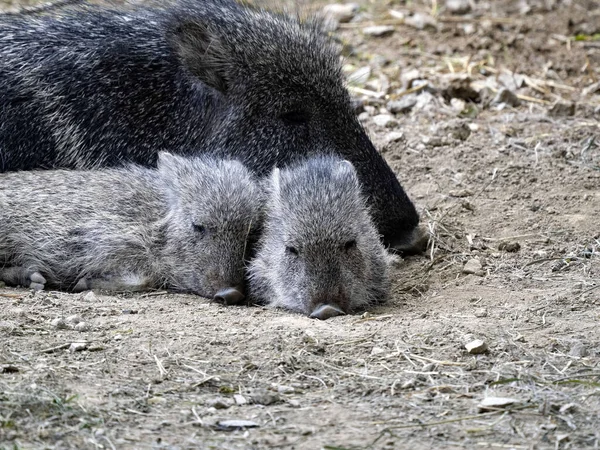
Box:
1;0;599;449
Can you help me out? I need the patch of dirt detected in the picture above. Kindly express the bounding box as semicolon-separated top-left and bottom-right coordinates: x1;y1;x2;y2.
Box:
1;0;599;449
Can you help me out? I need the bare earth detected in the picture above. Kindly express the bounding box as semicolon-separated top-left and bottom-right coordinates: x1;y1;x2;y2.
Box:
1;0;599;449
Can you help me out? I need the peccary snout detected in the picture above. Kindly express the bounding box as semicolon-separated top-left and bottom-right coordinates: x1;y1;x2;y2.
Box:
214;287;245;306
309;304;346;320
248;155;391;319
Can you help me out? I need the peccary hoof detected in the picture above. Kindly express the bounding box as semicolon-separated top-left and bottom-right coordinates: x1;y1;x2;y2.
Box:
214;288;245;306
309;304;346;320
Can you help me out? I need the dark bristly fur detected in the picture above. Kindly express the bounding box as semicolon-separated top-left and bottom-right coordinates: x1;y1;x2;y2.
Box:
0;154;263;296
0;0;419;251
248;155;391;318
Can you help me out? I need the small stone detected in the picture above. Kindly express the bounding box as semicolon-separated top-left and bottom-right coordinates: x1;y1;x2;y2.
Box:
389;10;405;20
65;315;83;325
69;342;88;352
322;3;359;23
275;385;295;394
492;88;521;107
569;342;587;358
449;189;473;198
446;0;471;15
74;322;90;332
250;390;280;406
288;399;301;407
422;136;445;147
370;346;385;356
372;114;397;128
498;241;521;252
384;131;405;144
478;397;519;412
548;101;575;117
233;394;247;405
474;308;488;318
363;25;395;37
465;339;488;354
387;96;418;114
404;13;437;30
215;419;259;430
51;318;69;330
206;397;233;409
463;258;483;275
400;69;421;89
357;112;370;122
147;396;167;405
450;98;466;112
83;291;98;302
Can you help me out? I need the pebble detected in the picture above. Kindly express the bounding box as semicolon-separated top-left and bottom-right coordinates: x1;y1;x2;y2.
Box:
450;98;466;112
478;397;519;412
83;291;98;302
473;308;488;318
465;339;488;354
250;390;280;406
69;342;88;352
404;13;437;30
65;315;83;325
492;88;521;107
206;397;233;409
322;3;359;23
215;419;259;430
363;25;395;37
51;318;69;330
400;68;421;89
462;258;483;276
389;10;405;20
370;346;385;356
498;241;521;252
233;394;247;405
387;96;418;114
372;114;397;128
74;322;90;332
275;384;296;394
548;101;575;117
569;342;587;358
446;0;471;15
384;131;405;144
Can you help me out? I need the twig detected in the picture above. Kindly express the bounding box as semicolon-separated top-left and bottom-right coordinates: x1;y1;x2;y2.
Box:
39;343;71;354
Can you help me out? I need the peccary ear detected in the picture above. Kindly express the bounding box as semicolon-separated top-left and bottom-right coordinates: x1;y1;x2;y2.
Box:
157;152;186;181
170;20;231;94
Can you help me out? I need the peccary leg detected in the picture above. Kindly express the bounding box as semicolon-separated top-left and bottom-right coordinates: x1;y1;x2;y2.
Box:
0;266;46;290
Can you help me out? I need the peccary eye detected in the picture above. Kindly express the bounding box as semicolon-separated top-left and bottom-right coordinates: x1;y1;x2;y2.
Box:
280;109;310;125
344;240;357;251
286;246;299;256
193;224;206;235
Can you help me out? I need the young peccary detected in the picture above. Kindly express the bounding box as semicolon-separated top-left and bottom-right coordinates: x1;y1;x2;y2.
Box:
0;153;262;303
248;156;391;320
0;0;419;252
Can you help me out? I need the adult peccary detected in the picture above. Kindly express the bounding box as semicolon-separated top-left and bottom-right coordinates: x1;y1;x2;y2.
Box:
0;0;420;252
248;156;391;320
0;153;262;303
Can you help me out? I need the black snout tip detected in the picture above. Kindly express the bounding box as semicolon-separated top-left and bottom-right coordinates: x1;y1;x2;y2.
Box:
214;288;245;306
309;304;346;320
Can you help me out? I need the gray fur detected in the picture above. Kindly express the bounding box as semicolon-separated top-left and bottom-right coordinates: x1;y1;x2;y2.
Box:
0;0;419;251
248;156;391;318
0;153;263;297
